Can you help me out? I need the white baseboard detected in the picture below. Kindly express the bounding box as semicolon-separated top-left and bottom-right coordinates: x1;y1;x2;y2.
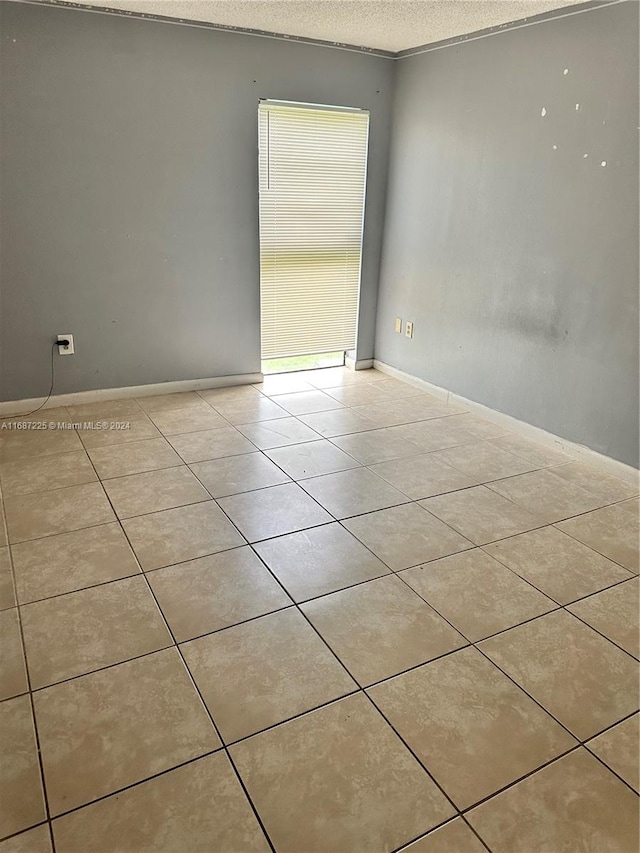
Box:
345;357;374;371
0;373;264;417
373;360;639;486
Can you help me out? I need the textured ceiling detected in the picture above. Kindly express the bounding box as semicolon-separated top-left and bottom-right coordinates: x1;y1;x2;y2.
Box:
65;0;590;52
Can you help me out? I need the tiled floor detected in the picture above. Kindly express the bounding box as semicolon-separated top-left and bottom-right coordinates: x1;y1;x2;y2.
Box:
0;366;638;853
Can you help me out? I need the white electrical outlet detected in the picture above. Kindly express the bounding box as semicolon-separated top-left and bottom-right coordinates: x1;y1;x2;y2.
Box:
394;317;403;334
405;321;413;339
57;334;74;355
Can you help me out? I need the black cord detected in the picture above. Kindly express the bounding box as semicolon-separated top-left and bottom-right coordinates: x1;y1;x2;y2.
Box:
1;341;60;420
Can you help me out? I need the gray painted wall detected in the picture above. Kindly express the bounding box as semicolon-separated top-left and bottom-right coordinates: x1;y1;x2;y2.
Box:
375;1;639;467
0;2;394;399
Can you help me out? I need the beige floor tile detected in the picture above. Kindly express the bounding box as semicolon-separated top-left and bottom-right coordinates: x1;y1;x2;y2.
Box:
236;417;321;450
87;437;182;479
102;466;210;518
11;523;141;603
2;406;70;425
466;749;639;853
4;482;115;544
445;416;509;442
332;427;421;465
302;366;366;389
352;399;457;429
230;693;455;853
77;416;160;450
254;522;390;602
487;469;605;523
0;451;97;498
168;426;257;463
433;441;538;482
0;547;16;610
273;390;345;415
34;648;220;815
489;433;573;467
147;405;227;436
391;416;506;454
0;825;52;853
21;576;172;689
0;696;46;839
617;495;639;516
208;396;288;425
344;503;473;570
218;483;331;542
52;752;269;853
479;610;639;740
557;503;639;572
484;526;632;604
550;462;639;504
401;549;556;642
370;454;477;500
368;647;575;809
0;521;6;547
0;609;28;700
568;578;639;658
198;384;264;405
254;375;315;396
421;486;543;545
0;429;83;464
298;409;377;438
65;398;143;421
370;378;429;399
389;418;470;453
182;608;356;742
301;468;409;518
265;439;360;480
190;453;289;497
148;546;291;641
349;368;387;383
587;714;639;792
123;501;244;570
302;575;466;686
324;383;391;407
344;399;424;428
136;391;206;413
399;819;486;853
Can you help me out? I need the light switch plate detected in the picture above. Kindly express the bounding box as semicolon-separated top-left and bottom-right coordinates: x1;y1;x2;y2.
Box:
394;318;402;334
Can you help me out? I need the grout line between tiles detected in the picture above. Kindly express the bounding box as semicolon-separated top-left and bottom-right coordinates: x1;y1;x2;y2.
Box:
390;814;492;853
561;600;640;662
40;748;223;826
550;520;639;576
457;744;584;815
582;711;640;796
0;822;54;849
477;541;637;602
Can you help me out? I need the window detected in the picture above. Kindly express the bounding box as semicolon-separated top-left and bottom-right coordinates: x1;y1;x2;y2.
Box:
258;100;370;360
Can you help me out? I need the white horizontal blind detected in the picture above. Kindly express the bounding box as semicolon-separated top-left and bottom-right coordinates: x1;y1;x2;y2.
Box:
258;101;369;359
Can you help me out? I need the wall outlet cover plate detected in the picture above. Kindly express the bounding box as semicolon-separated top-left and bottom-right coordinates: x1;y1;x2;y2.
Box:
57;334;74;355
